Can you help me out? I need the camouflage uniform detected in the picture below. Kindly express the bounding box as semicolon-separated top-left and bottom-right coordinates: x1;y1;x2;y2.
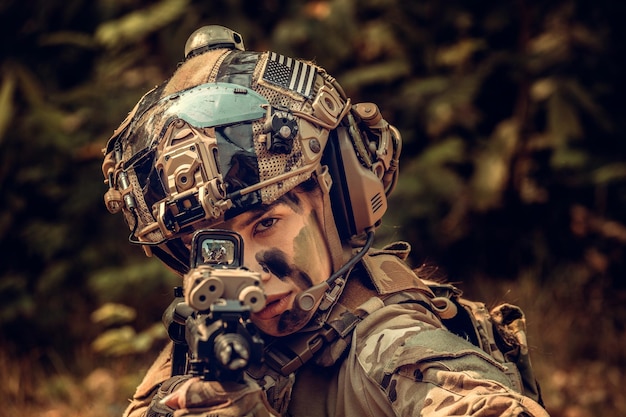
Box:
124;247;549;417
287;304;548;417
108;26;548;417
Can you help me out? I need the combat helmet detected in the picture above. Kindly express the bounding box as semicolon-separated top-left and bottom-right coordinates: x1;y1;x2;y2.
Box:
101;25;402;278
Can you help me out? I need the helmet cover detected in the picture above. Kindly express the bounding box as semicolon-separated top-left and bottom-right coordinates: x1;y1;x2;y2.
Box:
103;46;352;273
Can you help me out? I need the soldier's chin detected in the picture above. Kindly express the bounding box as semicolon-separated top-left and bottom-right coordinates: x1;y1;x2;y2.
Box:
272;308;312;336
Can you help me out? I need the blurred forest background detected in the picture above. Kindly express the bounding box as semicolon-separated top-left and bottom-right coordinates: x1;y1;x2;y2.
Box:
1;0;625;416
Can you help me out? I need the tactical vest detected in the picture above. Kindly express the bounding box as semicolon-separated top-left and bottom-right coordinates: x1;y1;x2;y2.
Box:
249;242;543;415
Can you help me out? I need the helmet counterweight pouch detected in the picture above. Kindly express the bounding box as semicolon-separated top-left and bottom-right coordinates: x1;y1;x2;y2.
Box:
322;126;388;241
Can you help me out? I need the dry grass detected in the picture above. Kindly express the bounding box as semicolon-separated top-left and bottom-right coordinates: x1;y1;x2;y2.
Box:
1;349;149;417
3;266;625;417
464;266;626;417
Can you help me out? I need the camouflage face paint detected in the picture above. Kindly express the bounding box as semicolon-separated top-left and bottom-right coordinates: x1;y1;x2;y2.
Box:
254;248;315;335
276;305;311;335
255;248;314;289
292;210;330;286
256;249;291;278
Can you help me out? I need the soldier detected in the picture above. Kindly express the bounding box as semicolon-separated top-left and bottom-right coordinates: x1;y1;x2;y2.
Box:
102;25;550;417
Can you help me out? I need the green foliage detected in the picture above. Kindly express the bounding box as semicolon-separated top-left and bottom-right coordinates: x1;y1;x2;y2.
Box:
91;303;137;327
94;0;191;49
92;323;167;356
1;1;625;416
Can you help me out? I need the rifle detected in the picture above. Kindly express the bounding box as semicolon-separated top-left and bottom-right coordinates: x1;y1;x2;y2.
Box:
162;229;266;383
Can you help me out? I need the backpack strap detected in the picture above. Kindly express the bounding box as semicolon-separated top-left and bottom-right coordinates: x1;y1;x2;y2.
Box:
254;243;545;413
491;303;544;404
424;279;544;405
259;243;437;375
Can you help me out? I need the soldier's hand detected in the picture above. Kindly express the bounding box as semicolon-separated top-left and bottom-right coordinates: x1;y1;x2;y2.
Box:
147;375;277;417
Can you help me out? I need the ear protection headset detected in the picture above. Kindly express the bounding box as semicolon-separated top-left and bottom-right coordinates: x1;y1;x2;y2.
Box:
101;40;401;281
322;102;401;241
292;101;401;320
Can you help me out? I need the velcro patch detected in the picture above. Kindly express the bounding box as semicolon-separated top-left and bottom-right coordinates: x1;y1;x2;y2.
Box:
262;52;317;98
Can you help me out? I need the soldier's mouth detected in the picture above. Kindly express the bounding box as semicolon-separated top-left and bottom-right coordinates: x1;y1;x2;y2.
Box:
255;291;292;320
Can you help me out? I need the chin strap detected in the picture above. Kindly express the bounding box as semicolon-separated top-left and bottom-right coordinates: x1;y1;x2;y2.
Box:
293;230;374;318
261;231;375;377
315;165;347;273
247;244;439;415
280;166;355;324
256;166;377;377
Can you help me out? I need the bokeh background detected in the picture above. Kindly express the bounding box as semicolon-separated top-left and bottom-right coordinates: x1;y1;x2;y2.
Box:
1;1;625;416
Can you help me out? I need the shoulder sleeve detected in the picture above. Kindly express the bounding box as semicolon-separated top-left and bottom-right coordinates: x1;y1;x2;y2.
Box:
344;304;550;417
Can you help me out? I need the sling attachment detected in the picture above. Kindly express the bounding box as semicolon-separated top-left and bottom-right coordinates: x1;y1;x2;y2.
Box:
423;279;544;405
263;271;381;376
264;325;338;376
262;245;439;377
245;302;366;415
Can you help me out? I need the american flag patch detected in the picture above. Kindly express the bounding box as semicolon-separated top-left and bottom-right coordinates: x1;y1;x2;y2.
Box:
262;52;317;98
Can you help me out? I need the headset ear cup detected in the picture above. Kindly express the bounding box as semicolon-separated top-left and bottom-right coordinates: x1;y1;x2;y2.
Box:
322;127;388;240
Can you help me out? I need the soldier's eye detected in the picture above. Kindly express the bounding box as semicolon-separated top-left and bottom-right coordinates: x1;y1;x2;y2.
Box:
254;217;278;235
